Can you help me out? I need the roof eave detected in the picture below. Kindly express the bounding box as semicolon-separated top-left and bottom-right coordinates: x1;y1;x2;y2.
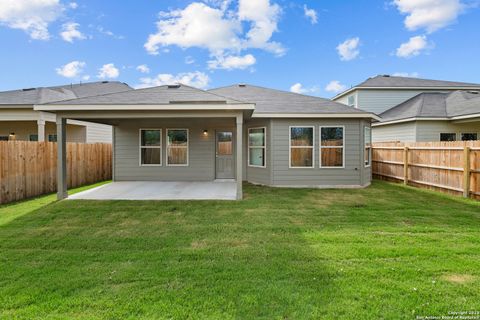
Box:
33;103;255;112
252;112;380;121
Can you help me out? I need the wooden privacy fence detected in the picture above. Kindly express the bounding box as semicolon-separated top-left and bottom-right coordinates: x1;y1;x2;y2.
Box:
0;141;112;204
372;141;480;200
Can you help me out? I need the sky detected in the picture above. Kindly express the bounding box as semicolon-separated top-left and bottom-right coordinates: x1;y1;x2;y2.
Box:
0;0;479;97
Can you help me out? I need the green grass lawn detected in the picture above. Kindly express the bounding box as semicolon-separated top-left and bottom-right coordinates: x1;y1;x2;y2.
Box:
0;181;479;319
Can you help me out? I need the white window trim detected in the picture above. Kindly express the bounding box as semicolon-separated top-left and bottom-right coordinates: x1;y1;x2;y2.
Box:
439;132;457;142
319;126;345;169
365;126;371;168
139;128;162;167
289;126;315;169
248;127;267;168
166;128;189;167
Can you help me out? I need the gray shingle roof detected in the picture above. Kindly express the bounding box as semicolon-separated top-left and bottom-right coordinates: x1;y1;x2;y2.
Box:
0;81;132;105
357;75;480;88
209;84;372;114
380;90;480;122
48;84;246;105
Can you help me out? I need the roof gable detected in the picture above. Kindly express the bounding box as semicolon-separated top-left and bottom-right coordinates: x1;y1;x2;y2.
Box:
357;75;480;88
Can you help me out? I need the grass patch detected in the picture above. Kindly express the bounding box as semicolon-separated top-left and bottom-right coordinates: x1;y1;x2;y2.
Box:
0;181;479;319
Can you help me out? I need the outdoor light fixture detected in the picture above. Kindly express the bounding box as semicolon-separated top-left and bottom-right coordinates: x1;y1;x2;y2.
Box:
203;130;208;136
8;132;16;141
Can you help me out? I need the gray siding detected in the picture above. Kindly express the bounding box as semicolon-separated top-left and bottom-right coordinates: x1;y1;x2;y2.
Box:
357;89;428;114
270;119;369;187
114;118;235;181
415;121;480;141
0;120;86;142
85;122;113;143
372;122;417;142
245;119;272;185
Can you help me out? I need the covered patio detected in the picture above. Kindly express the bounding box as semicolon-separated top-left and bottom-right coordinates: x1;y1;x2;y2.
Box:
69;180;237;200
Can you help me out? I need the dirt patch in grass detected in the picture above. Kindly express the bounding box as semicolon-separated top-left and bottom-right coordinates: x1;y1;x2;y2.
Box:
307;191;367;209
191;240;208;249
441;274;477;284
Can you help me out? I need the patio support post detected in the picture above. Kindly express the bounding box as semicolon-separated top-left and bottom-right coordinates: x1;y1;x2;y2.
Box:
37;119;45;142
56;116;68;200
236;113;243;200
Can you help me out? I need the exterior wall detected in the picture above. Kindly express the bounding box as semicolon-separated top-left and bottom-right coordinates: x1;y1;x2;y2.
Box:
114;118;235;181
0;120;86;142
69;120;112;143
244;119;272;185
372;122;417;142
357;89;429;114
269;118;370;187
415;121;480;141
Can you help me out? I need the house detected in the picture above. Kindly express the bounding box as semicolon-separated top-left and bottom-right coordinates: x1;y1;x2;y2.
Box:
0;81;132;143
33;84;379;200
373;91;480;142
333;75;480;142
333;75;480;114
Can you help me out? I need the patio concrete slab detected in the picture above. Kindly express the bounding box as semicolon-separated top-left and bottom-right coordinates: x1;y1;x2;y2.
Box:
69;181;237;200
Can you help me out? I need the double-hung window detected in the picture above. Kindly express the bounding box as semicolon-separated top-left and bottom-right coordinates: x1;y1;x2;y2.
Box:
248;127;266;167
461;133;478;141
320;127;344;168
440;133;456;141
140;129;161;166
167;129;189;166
364;127;372;167
290;126;314;168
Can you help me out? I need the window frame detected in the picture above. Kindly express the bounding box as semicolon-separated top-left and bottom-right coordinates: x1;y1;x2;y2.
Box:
289;126;315;169
166;128;189;167
29;134;38;142
319;126;345;169
440;132;457;142
139;128;162;167
48;134;57;142
461;132;478;141
248;127;267;168
347;94;356;107
364;126;372;167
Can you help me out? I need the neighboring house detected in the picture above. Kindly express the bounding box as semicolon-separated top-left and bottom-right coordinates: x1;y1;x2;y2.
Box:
333;75;480;115
373;91;480;142
34;84;379;200
0;81;132;143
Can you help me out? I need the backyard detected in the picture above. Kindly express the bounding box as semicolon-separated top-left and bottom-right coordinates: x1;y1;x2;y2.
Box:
0;181;479;319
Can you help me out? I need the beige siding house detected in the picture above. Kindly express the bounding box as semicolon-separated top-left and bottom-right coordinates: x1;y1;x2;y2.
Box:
34;84;379;200
0;81;131;142
333;75;480;142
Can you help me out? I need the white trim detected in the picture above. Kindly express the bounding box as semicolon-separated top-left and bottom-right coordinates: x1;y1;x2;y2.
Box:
332;86;480;100
253;113;380;121
450;113;480;120
372;117;448;126
139;128;162;167
364;126;372;167
247;127;267;168
34;103;255;111
166;128;189;167
289;126;315;169
319;126;345;169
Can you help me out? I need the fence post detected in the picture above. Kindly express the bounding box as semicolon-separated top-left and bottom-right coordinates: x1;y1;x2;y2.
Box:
403;146;409;185
463;146;471;198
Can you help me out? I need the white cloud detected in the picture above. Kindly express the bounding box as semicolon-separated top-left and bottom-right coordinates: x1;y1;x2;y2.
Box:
136;64;150;74
396;35;431;58
69;2;78;9
336;37;360;61
185;56;195;64
392;72;420;78
82;75;90;81
144;0;284;67
60;22;85;43
208;54;256;70
97;63;120;79
393;0;464;33
136;71;210;89
0;0;64;40
290;83;318;94
56;60;85;78
325;80;347;93
303;5;318;24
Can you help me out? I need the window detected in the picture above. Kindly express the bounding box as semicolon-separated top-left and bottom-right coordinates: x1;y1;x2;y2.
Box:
440;133;456;141
0;136;8;141
320;127;344;168
48;134;57;142
461;133;478;141
29;134;38;142
167;129;188;166
364;127;372;167
140;129;161;166
347;95;356;107
248;127;266;167
290;127;314;168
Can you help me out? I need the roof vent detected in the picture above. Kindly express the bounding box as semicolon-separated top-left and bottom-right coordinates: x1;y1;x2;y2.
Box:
167;84;181;89
101;81;109;84
22;88;36;91
382;74;391;77
467;91;479;94
238;83;246;87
